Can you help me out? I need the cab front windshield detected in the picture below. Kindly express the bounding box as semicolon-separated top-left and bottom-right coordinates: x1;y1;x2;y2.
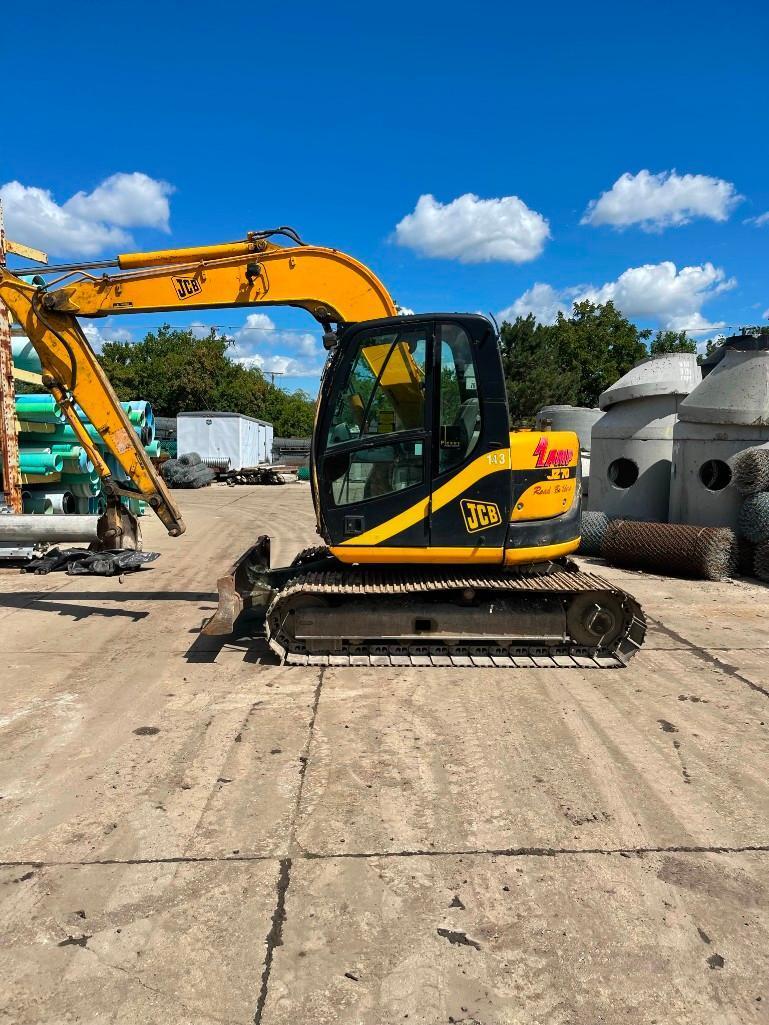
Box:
327;327;427;447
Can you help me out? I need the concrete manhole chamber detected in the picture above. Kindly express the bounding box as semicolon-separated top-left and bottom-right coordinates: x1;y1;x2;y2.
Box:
589;353;702;521
669;336;769;529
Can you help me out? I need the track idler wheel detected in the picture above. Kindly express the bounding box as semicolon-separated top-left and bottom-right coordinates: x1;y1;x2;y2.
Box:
566;591;627;648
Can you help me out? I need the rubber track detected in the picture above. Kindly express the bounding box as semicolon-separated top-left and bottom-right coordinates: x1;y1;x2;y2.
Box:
266;566;646;669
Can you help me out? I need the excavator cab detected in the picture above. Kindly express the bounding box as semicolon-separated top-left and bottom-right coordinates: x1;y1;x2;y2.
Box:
315;314;513;561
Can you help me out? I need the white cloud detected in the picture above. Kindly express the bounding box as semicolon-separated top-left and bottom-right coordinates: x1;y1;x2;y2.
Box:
746;211;769;227
396;305;415;316
498;283;569;325
394;193;549;263
582;170;742;231
500;261;735;335
235;352;323;377
763;308;769;320
81;320;134;352
1;181;131;257
189;321;214;340
0;172;174;258
218;314;325;377
64;172;173;231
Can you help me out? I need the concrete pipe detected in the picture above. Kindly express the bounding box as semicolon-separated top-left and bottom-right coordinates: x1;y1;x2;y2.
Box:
0;515;99;542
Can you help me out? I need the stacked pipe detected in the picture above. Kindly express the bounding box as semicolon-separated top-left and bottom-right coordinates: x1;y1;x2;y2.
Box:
10;381;155;519
733;446;769;580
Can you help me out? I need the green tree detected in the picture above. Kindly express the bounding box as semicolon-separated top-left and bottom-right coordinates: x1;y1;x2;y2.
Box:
98;324;316;436
649;329;697;354
499;301;650;424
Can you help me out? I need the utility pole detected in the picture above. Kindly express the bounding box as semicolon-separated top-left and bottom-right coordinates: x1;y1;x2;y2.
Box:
0;201;22;512
267;370;285;387
0;200;48;513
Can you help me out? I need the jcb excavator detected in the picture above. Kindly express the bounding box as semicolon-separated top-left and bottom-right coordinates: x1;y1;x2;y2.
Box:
0;228;645;667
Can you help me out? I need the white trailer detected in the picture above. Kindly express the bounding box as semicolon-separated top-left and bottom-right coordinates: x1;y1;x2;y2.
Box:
176;412;273;470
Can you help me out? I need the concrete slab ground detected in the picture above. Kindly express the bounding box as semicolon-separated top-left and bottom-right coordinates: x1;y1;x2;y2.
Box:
1;484;768;1024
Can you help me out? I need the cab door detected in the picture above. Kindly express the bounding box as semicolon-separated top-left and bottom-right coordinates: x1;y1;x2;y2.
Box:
428;318;512;557
318;319;434;553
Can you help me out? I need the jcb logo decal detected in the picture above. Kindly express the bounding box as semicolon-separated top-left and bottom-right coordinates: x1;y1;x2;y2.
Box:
173;276;203;300
533;435;574;468
461;499;501;533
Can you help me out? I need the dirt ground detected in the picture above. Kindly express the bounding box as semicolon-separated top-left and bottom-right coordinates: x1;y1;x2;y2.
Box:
1;483;768;1024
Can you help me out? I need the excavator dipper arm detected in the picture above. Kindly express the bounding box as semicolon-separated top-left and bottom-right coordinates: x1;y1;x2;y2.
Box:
0;271;186;537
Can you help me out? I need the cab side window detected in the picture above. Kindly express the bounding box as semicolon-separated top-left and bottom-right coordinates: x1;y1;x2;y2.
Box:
438;323;480;473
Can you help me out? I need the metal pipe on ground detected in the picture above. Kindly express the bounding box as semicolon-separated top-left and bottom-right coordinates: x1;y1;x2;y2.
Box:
0;514;99;542
602;519;737;581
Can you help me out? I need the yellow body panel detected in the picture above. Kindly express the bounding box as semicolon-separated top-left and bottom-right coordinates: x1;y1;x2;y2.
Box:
331;537;579;566
332;545;505;565
504;537;579;565
509;428;579;522
511;477;577;521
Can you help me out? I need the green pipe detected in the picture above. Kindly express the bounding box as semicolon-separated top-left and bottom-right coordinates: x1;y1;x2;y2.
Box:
20;422;106;445
60;471;101;486
19;451;63;474
15;395;64;423
11;338;42;373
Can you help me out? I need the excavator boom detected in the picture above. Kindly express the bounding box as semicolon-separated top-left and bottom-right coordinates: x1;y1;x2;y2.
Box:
0;230;397;539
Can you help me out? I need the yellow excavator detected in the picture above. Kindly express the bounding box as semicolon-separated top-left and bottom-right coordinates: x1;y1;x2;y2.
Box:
0;228;645;667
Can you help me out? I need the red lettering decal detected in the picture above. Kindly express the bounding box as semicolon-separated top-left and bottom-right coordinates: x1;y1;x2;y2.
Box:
533;436;549;468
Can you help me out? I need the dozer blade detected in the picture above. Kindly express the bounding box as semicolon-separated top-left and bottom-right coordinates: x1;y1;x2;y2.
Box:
202;535;339;636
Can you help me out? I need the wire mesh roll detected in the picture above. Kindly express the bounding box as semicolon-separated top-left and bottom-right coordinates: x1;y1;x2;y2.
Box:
602;519;737;581
177;452;202;467
161;458;214;489
754;542;769;582
738;494;769;544
732;447;769;496
578;511;612;556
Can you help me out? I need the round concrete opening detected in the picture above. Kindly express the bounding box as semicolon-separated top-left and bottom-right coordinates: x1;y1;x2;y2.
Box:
607;457;639;489
699;459;732;492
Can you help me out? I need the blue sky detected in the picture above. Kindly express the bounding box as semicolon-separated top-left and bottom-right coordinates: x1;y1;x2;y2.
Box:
3;0;768;395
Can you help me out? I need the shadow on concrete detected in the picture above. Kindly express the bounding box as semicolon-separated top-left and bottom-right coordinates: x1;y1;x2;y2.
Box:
184;611;280;666
20;591;219;603
0;594;149;621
